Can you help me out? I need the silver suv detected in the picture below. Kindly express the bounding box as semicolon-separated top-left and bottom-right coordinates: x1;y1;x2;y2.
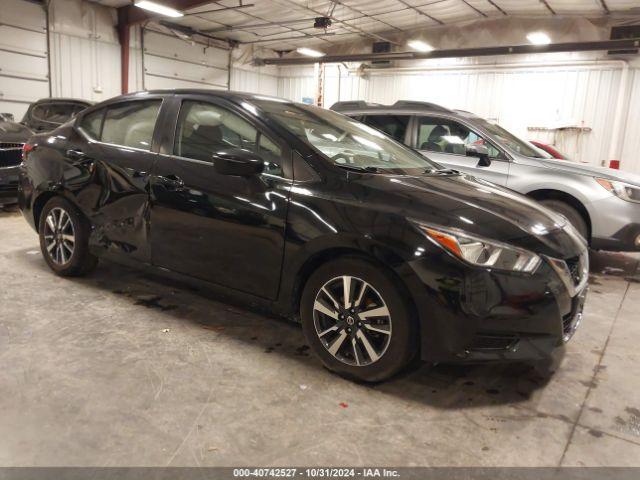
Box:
333;100;640;252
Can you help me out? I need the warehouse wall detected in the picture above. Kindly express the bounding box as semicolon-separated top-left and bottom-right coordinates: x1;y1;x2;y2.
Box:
277;59;640;174
0;0;49;120
48;0;121;104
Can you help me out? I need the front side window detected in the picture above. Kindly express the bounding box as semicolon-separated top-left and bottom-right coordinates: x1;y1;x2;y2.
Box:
470;117;545;158
250;100;440;174
417;117;503;159
174;101;283;176
101;100;161;151
363;115;410;143
79;109;105;140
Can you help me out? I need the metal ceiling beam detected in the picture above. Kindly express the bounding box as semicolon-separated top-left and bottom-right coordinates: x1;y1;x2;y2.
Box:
183;4;255;16
117;0;216;26
461;0;488;17
256;38;640;66
275;0;401;45
486;0;508;15
396;0;444;26
540;0;556;15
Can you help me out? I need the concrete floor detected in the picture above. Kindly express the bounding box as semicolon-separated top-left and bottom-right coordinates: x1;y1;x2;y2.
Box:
1;206;640;467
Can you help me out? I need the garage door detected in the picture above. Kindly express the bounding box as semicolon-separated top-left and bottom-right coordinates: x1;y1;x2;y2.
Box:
142;27;229;91
0;0;49;120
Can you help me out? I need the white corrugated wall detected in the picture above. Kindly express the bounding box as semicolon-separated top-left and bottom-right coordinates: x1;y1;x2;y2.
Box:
48;0;121;103
0;0;48;119
276;60;640;174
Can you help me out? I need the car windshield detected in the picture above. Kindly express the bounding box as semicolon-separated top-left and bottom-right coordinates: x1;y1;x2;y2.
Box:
473;117;545;158
250;99;441;174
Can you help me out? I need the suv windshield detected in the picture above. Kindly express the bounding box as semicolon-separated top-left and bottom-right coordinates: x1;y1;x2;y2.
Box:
250;99;441;174
472;117;545;158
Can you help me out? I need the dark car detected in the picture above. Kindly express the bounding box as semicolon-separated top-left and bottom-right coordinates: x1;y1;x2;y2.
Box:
22;98;93;133
1;99;92;205
0;117;32;205
19;90;588;382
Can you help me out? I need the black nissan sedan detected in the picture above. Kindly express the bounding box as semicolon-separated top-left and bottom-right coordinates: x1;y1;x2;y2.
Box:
18;90;588;382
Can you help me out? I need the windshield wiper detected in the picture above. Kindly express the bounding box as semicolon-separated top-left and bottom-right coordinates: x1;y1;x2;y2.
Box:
336;164;379;173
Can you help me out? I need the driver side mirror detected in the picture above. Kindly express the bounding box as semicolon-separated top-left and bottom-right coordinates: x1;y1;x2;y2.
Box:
212;148;264;176
465;144;492;167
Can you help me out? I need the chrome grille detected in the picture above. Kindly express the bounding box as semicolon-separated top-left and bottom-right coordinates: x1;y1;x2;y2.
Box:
0;143;24;168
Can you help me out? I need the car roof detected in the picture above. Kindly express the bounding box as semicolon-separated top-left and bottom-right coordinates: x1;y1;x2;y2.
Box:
115;89;295;104
33;98;94;105
330;100;478;119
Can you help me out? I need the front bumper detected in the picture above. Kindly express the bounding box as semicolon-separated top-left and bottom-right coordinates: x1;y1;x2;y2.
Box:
0;166;20;205
589;194;640;251
404;250;588;363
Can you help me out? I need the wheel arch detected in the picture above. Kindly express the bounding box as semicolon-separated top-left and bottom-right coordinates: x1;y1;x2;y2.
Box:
287;246;419;351
526;189;592;240
32;190;59;233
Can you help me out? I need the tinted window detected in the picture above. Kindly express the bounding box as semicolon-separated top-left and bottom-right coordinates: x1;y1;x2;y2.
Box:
175;101;258;161
363;115;410;143
251;100;440;174
101;100;161;150
79;109;105;140
417;116;502;159
174;101;284;175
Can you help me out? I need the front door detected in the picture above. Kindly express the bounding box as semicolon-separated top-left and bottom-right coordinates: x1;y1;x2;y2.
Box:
414;115;510;186
150;98;291;299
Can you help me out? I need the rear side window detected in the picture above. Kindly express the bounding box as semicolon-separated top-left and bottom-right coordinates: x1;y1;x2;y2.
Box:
79;109;105;140
363;115;410;143
101;100;161;151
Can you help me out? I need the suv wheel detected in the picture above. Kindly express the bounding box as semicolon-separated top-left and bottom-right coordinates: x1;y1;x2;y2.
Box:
300;257;417;382
540;200;588;241
39;197;98;276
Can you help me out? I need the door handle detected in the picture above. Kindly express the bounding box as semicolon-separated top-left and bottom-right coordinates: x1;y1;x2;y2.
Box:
157;174;185;191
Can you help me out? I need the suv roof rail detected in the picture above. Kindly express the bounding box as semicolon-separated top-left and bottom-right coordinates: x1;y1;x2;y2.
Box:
330;101;381;111
392;100;452;112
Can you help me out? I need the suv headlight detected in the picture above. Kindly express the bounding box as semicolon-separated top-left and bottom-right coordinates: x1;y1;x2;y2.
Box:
414;223;541;273
596;178;640;204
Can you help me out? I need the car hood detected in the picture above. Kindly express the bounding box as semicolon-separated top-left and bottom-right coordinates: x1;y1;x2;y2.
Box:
0;121;33;143
522;157;640;187
350;172;583;258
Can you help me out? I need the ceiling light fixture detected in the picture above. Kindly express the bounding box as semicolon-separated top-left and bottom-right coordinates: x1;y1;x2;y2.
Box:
526;31;551;45
408;40;434;52
135;1;184;18
296;47;325;57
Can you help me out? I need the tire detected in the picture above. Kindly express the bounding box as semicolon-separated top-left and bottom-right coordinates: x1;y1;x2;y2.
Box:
38;196;98;276
300;256;417;382
540;199;589;241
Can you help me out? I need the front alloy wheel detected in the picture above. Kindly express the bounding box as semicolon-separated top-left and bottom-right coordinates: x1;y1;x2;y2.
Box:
300;257;417;382
43;207;75;265
313;276;392;366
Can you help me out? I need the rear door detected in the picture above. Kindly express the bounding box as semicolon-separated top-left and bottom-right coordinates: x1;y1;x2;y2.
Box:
71;98;163;263
149;95;292;299
412;115;511;185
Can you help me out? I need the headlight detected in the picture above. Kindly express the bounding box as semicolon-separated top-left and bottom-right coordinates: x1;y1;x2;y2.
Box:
414;223;541;273
596;178;640;204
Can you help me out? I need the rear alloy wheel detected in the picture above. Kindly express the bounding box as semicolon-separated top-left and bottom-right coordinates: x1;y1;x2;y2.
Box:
301;257;417;382
38;197;98;276
43;207;76;266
